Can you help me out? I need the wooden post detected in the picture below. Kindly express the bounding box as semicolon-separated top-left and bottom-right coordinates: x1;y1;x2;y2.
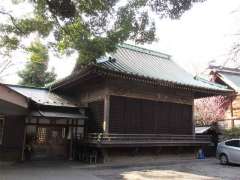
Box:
230;100;234;128
103;95;110;133
101;148;109;163
230;100;233;117
231;119;235;129
69;128;73;160
21;118;27;161
192;100;195;135
68;119;73;160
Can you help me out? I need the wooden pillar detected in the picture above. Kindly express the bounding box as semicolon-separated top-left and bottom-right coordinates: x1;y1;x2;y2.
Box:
192;100;195;135
21;117;27;161
231;119;235;129
101;148;109;163
230;100;234;128
103;95;110;133
69;128;73;160
68;119;73;160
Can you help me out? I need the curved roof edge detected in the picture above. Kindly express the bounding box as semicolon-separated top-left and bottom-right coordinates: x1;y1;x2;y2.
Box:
118;43;171;60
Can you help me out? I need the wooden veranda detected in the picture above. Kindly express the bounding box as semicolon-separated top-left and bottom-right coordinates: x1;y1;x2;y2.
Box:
84;133;211;147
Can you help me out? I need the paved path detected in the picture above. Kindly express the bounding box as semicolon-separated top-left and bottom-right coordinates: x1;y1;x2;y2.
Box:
90;159;240;180
1;158;240;180
0;162;103;180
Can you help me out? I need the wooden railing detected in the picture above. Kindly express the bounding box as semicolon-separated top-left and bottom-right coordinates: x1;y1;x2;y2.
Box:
85;133;211;147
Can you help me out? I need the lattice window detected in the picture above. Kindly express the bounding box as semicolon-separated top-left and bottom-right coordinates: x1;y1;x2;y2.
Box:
37;127;48;144
0;115;4;144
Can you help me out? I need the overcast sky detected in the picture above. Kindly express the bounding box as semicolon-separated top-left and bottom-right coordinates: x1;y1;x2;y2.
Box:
1;0;240;84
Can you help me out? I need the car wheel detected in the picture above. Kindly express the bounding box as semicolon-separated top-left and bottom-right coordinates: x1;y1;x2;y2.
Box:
220;154;228;165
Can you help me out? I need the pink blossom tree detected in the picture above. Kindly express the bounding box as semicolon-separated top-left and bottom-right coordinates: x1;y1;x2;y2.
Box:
194;95;233;126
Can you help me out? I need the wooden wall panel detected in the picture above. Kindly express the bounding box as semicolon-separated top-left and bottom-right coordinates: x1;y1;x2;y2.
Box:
224;95;240;120
0;116;25;161
88;101;104;133
4;116;25;148
108;96;124;133
141;100;153;133
155;101;170;133
169;104;192;134
109;96;193;134
232;95;240;118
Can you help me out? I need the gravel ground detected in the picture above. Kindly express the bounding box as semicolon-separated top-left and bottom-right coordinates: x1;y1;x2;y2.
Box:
1;158;240;180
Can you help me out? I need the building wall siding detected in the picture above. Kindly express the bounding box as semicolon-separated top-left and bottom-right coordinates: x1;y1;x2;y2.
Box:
219;95;240;129
87;101;104;133
0;116;25;161
72;79;195;134
109;96;193;134
225;95;240;118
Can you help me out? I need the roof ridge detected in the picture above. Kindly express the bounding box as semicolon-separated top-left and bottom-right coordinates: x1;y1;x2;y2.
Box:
5;83;49;90
118;43;171;59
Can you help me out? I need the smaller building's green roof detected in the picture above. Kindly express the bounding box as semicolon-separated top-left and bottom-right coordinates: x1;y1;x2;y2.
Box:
7;84;78;107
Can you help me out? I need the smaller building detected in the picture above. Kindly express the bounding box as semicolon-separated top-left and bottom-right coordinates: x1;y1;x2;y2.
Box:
208;66;240;129
0;84;86;161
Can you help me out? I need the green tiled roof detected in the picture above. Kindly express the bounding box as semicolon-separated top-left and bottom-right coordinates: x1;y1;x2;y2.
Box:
97;43;230;92
52;43;232;94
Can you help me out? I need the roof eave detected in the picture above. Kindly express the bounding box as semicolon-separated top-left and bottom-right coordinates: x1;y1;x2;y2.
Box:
50;65;233;97
50;65;97;90
0;83;29;109
97;66;232;93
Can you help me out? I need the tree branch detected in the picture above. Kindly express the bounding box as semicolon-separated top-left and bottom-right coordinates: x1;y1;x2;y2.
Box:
0;59;13;76
0;10;24;34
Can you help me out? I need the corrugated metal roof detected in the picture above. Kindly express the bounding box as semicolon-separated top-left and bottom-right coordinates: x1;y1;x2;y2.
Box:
31;111;86;119
8;85;77;107
97;44;229;92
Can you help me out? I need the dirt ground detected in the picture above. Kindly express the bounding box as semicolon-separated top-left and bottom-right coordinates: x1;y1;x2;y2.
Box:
1;158;240;180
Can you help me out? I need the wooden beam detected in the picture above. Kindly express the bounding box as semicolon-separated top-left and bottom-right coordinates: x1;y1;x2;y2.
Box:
69;127;73;160
230;100;234;128
192;100;195;135
21;125;26;161
85;133;211;148
107;80;193;105
103;95;110;133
